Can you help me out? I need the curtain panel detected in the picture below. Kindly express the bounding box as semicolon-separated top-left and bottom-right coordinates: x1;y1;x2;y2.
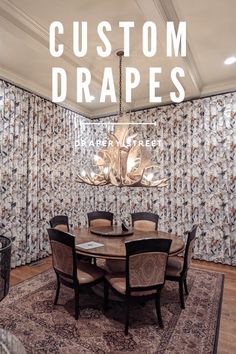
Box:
0;79;235;266
0;81;85;267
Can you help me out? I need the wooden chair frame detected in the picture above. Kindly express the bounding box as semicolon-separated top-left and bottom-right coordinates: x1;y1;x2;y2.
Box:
166;225;198;309
87;211;114;227
47;228;104;319
49;215;70;232
131;212;159;230
104;238;172;334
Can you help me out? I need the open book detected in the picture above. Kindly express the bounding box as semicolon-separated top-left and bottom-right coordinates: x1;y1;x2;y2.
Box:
77;241;104;250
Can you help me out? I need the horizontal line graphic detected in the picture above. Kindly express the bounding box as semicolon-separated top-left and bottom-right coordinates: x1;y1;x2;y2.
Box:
82;122;156;126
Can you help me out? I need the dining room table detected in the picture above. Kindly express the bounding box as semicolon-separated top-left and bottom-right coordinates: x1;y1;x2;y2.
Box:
73;225;185;300
74;225;185;260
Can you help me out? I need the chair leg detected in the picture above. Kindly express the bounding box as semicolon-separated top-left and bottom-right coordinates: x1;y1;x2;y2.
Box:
104;281;109;312
155;292;164;328
74;286;80;320
179;280;185;309
184;278;189;295
54;275;61;305
125;297;130;335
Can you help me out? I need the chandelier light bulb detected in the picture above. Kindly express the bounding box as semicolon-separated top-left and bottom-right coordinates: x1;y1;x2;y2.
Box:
145;173;154;181
126;137;132;145
77;115;168;187
127;159;137;173
94;155;100;161
126;134;136;146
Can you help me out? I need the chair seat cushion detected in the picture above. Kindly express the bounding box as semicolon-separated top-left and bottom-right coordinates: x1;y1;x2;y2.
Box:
133;220;156;231
166;256;184;277
90;219;111;227
77;261;105;284
106;273;156;296
54;224;68;232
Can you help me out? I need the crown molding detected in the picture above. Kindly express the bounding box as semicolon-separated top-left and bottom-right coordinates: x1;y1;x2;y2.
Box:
89;94;173;118
135;0;166;54
1;62;235;119
157;0;203;94
0;0;102;87
0;60;174;119
0;64;91;117
201;80;236;97
135;0;202;94
0;0;234;119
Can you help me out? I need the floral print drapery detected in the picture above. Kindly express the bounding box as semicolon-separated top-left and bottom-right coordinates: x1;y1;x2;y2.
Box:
0;79;235;267
0;81;82;267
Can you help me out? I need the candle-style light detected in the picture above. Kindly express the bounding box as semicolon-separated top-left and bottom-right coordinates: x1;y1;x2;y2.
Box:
78;51;168;188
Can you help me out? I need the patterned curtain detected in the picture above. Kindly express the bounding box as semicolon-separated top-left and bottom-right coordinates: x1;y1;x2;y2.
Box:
76;96;236;266
0;81;85;267
0;79;235;266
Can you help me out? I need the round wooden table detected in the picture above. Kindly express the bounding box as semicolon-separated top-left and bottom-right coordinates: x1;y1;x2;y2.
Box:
74;226;185;301
74;226;185;259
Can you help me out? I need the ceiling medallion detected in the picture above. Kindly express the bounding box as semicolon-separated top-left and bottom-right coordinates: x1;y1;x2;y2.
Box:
78;51;168;188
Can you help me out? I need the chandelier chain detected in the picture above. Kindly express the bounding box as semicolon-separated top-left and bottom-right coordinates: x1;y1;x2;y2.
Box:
77;50;168;188
119;53;122;115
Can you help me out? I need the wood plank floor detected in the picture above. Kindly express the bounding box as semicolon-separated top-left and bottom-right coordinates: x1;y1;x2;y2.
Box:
10;257;236;354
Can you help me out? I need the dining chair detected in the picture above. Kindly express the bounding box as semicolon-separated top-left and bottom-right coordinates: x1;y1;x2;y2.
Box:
165;225;198;309
49;215;70;232
131;212;159;231
104;238;172;335
87;211;114;266
87;211;113;227
47;228;105;319
50;215;91;263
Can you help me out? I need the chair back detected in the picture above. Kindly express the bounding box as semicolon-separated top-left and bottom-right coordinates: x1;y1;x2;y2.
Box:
47;228;77;280
182;225;198;274
87;211;113;227
131;212;159;231
125;238;172;292
49;215;69;232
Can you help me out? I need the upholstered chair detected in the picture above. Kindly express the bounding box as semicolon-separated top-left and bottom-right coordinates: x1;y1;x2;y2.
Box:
87;210;114;267
131;212;159;231
165;225;198;309
49;215;70;232
47;228;105;319
87;211;113;266
104;238;172;335
87;211;113;227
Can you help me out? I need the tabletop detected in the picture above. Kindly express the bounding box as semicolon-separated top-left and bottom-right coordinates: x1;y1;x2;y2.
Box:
74;226;185;260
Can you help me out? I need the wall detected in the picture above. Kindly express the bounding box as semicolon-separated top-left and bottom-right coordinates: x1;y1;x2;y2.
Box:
0;79;235;266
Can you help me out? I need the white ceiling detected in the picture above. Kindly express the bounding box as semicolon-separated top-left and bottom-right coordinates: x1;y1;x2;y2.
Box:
0;0;235;118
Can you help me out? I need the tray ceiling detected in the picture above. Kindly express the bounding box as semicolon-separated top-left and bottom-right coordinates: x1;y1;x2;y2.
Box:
0;0;235;117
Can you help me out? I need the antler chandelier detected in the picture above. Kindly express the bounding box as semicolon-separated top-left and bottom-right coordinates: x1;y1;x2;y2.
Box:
78;51;168;188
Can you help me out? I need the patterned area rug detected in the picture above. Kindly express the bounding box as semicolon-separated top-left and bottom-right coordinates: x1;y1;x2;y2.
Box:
0;268;223;354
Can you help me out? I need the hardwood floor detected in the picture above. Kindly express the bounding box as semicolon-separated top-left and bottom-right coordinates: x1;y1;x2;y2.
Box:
10;257;236;354
10;257;52;286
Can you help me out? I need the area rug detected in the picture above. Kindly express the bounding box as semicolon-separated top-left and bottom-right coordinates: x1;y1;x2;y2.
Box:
0;268;223;354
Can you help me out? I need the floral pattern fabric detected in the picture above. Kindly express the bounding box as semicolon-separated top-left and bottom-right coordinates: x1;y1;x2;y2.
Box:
0;79;235;266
